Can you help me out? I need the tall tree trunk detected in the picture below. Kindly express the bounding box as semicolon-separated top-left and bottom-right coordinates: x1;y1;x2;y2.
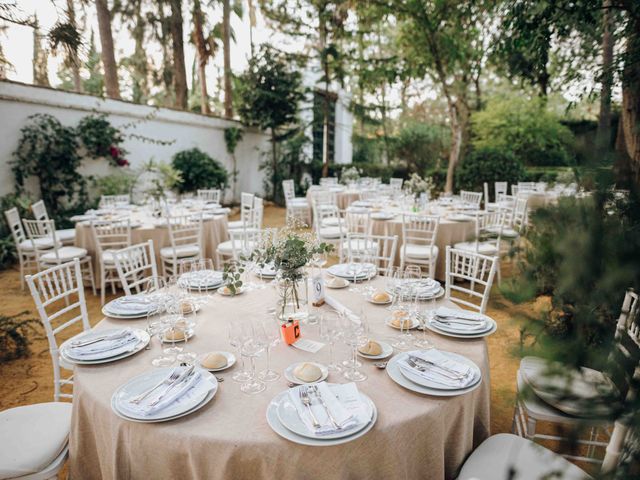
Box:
320;14;329;178
96;0;120;99
66;0;83;92
444;100;469;194
169;0;188;109
223;0;233;118
597;0;614;148
192;0;210;114
32;18;51;87
618;11;640;180
271;128;278;200
248;0;256;58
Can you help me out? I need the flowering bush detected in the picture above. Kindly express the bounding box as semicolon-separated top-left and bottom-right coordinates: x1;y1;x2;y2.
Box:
77;114;129;167
340;166;361;185
404;173;434;198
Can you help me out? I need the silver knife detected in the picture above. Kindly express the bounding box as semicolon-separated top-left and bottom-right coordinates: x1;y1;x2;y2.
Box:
148;365;196;407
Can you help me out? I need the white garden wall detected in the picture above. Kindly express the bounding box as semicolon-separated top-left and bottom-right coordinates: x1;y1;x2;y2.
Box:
0;80;271;203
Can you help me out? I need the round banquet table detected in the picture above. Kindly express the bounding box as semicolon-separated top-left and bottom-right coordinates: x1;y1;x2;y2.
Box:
69;275;490;480
370;214;475;280
74;211;229;286
306;186;362;210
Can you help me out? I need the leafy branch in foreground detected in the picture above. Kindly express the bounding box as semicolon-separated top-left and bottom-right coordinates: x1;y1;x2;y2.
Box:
0;312;41;362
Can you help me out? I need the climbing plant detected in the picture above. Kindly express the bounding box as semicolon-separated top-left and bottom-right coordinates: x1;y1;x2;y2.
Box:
77;113;130;166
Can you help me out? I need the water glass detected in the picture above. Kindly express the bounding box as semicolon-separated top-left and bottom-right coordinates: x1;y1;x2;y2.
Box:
257;319;281;382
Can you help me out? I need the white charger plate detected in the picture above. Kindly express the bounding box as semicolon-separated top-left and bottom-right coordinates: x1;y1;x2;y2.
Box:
386;352;483;396
266;391;377;446
426;319;497;339
60;329;150;365
111;368;217;422
398;351;481;390
284;362;329;385
385;286;445;301
102;297;159;319
357;340;393;360
275;384;375;440
328;263;377;281
198;351;236;372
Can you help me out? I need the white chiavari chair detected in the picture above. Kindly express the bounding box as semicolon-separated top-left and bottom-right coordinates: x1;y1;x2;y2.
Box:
483;182;501;211
510;289;640;467
517;181;537;193
389;178;404;192
310;188;337;213
445;246;497;315
30;200;75;245
253;196;264;230
500;197;529;239
23;219;96;295
4;207;48;289
359;189;378;201
0;401;72;480
460;190;483;208
99;194;130;208
113;241;159;295
455;210;505;282
216;203;261;267
345;233;398;276
228;192;255;231
400;214;440;278
283;180;311;225
313;204;344;251
160;213;203;277
340;209;375;262
90;219;132;305
26;258;90;401
197;189;221;204
495;181;508;199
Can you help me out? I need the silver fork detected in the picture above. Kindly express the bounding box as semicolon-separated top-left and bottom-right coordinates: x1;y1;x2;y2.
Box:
129;367;181;404
310;385;341;430
148;366;195;407
406;357;466;380
299;386;321;428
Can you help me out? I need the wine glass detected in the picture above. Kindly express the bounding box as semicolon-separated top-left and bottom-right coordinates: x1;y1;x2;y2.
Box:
240;322;267;395
257;319;281;382
341;311;368;382
146;310;175;367
175;299;198;364
414;296;435;349
311;252;327;268
144;276;167;310
227;321;252;383
319;311;343;372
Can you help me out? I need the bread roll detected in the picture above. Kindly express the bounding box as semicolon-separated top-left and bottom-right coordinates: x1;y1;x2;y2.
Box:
372;292;390;302
293;363;322;382
179;301;194;314
220;286;232;295
358;340;382;356
391;318;411;328
164;329;185;341
201;352;228;369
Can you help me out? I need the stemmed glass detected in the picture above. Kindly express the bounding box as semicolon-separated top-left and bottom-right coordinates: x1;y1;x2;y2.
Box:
240;322;267;395
386;267;401;311
342;305;367;369
175;299;198;364
341;311;369;382
227;321;252;383
319;311;343;372
414;296;435;349
146;310;175;367
257;319;281;381
144;277;167;311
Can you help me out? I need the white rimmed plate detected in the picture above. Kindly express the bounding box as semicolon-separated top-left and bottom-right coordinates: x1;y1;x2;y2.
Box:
447;214;474;222
199;351;236;372
357;340;393;360
60;329;150;365
325;277;349;289
266;390;377;446
102;297;159;319
385;286;445;301
367;294;392;305
218;286;245;296
397;350;481;390
328;263;377;281
386;352;482;396
427;318;497;339
371;212;396;221
275;384;375;440
160;329;195;343
385;316;420;330
111;368;217;422
284;362;329;385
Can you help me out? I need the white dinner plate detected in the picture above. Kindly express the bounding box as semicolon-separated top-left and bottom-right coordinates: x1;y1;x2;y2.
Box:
218;286;245;296
447;214;474;222
385;316;420;330
160;328;195;343
325;277;349;289
371;212;396;221
60;328;150;365
111;368;218;422
397;350;481;391
426;318;498;339
266;391;377;446
357;340;393;360
284;362;329;385
385;286;445;301
386;352;483;396
328;263;377;281
102;296;159;319
275;385;375;440
198;351;236;372
366;294;393;305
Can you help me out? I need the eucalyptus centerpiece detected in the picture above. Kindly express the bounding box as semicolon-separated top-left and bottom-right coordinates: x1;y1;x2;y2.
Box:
247;225;333;322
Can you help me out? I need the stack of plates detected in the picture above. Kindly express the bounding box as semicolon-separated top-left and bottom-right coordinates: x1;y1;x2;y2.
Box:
447;213;474;222
266;383;377;446
426;307;497;339
387;350;482;396
351;200;372;208
328;263;376;282
371;211;396;221
178;270;223;291
111;366;218;423
60;328;150;365
102;295;159;319
386;278;444;300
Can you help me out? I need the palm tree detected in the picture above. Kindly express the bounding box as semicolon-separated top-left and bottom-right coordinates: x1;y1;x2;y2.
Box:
65;0;83;92
95;0;121;99
169;0;188;109
192;0;214;114
222;0;232;118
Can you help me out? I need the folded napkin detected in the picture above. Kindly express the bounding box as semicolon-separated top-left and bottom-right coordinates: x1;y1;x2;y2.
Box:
324;295;359;322
431;318;487;332
121;371;208;417
106;295;157;314
288;382;369;436
399;350;475;388
434;307;486;322
66;330;138;360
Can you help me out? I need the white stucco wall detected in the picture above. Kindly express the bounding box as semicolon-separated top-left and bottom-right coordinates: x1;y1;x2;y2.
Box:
0;81;271;203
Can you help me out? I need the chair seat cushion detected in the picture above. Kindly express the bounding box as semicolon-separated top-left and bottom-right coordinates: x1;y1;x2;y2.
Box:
457;433;591;480
101;250;117;264
216;240;256;254
18;237;59;251
519;356;616;417
40;247;88;263
0;402;72;479
56;229;76;242
160;244;200;258
318;226;343;239
401;244;439;260
227;220;245;230
454;241;498;256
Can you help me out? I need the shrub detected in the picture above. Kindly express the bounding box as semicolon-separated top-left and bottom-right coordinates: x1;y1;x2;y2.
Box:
93;172;137;198
0;312;41;362
424;167;448;194
171;148;229;194
352;134;386;165
456;147;526;196
471;96;575;167
393;121;448;173
77;114;129;167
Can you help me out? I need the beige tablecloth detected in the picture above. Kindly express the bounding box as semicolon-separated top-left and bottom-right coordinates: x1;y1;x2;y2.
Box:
75;214;229;285
306;187;362;210
69;275;490;480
